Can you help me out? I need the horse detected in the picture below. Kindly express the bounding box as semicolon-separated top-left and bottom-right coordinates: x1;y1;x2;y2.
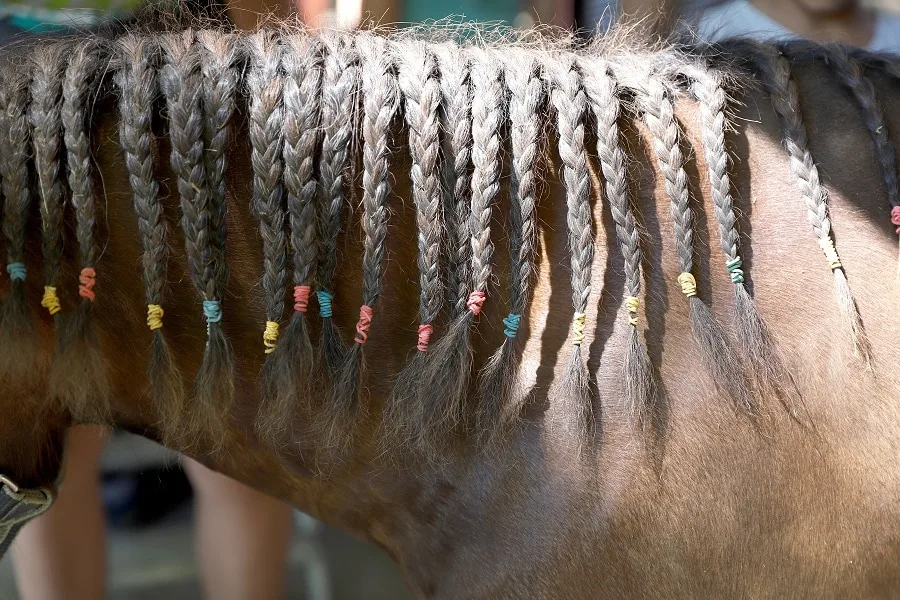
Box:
0;21;897;598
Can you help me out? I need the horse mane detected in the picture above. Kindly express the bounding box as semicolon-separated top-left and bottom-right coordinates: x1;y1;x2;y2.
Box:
0;19;896;461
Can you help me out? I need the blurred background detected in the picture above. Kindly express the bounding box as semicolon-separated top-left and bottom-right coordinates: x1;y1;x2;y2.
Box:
0;432;411;599
0;0;899;597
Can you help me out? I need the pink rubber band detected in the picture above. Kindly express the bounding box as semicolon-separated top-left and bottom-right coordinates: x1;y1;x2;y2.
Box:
417;324;433;352
891;206;900;234
466;291;486;316
79;267;96;302
293;285;310;313
354;305;373;345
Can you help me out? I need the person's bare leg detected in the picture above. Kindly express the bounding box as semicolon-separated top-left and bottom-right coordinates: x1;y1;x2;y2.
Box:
183;458;293;600
11;425;108;600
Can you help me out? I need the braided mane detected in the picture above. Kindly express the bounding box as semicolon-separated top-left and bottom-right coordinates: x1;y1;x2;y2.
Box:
0;24;895;460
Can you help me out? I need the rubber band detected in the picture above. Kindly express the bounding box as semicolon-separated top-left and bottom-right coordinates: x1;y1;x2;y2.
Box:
571;312;586;346
147;304;164;331
317;290;333;318
202;300;222;324
263;320;279;354
293;285;310;313
78;267;96;302
818;237;842;270
677;272;697;298
466;291;486;316
41;286;61;316
624;296;639;326
503;313;521;338
416;323;433;352
6;262;25;281
355;305;373;345
726;256;744;284
891;205;900;234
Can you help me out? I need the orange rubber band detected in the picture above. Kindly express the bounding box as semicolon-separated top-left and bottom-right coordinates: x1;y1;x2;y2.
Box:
79;267;96;302
417;324;433;352
466;291;486;316
354;305;373;345
293;285;310;313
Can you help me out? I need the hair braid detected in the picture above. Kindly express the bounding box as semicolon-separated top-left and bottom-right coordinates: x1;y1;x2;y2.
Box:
680;60;791;403
637;72;754;412
0;56;40;387
435;42;473;318
159;30;234;451
397;46;505;456
29;43;68;329
55;37;110;422
821;45;900;263
246;31;291;442
197;30;240;296
247;31;288;350
729;40;871;363
333;33;400;450
477;50;543;443
388;40;449;448
549;54;595;434
468;49;503;299
115;34;184;443
398;41;444;337
316;32;358;375
254;33;324;449
581;58;659;426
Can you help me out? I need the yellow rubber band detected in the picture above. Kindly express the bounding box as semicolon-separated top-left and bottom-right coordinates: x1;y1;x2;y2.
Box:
147;304;164;331
263;320;280;354
818;237;842;270
677;272;697;298
571;312;586;346
41;286;61;316
624;296;639;326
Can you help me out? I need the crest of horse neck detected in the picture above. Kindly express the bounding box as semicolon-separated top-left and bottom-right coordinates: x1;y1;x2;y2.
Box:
3;39;900;597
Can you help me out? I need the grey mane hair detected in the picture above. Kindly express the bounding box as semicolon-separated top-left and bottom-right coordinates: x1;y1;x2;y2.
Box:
316;31;358;378
633;67;755;413
396;38;444;332
402;45;506;457
29;42;68;322
781;42;898;214
580;55;660;428
55;36;111;423
29;41;70;416
197;29;240;301
338;32;401;449
477;48;544;445
256;32;323;450
159;29;235;452
10;28;900;453
722;39;871;364
245;30;291;449
434;41;473;319
843;45;900;267
817;46;900;252
0;53;40;387
547;50;595;436
677;59;793;403
114;34;185;444
389;38;448;449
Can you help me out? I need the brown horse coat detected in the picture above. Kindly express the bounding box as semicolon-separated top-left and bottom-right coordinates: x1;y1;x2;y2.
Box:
0;28;898;598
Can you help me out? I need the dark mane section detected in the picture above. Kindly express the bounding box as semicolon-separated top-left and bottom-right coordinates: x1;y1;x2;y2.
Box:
0;25;896;460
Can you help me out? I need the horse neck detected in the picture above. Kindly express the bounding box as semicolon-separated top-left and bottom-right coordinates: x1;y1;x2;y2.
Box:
3;31;900;597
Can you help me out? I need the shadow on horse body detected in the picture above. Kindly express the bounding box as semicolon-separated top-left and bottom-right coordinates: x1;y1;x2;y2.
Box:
0;27;898;598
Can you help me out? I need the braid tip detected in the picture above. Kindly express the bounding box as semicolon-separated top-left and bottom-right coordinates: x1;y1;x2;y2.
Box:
255;311;315;451
50;300;111;424
0;280;42;386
